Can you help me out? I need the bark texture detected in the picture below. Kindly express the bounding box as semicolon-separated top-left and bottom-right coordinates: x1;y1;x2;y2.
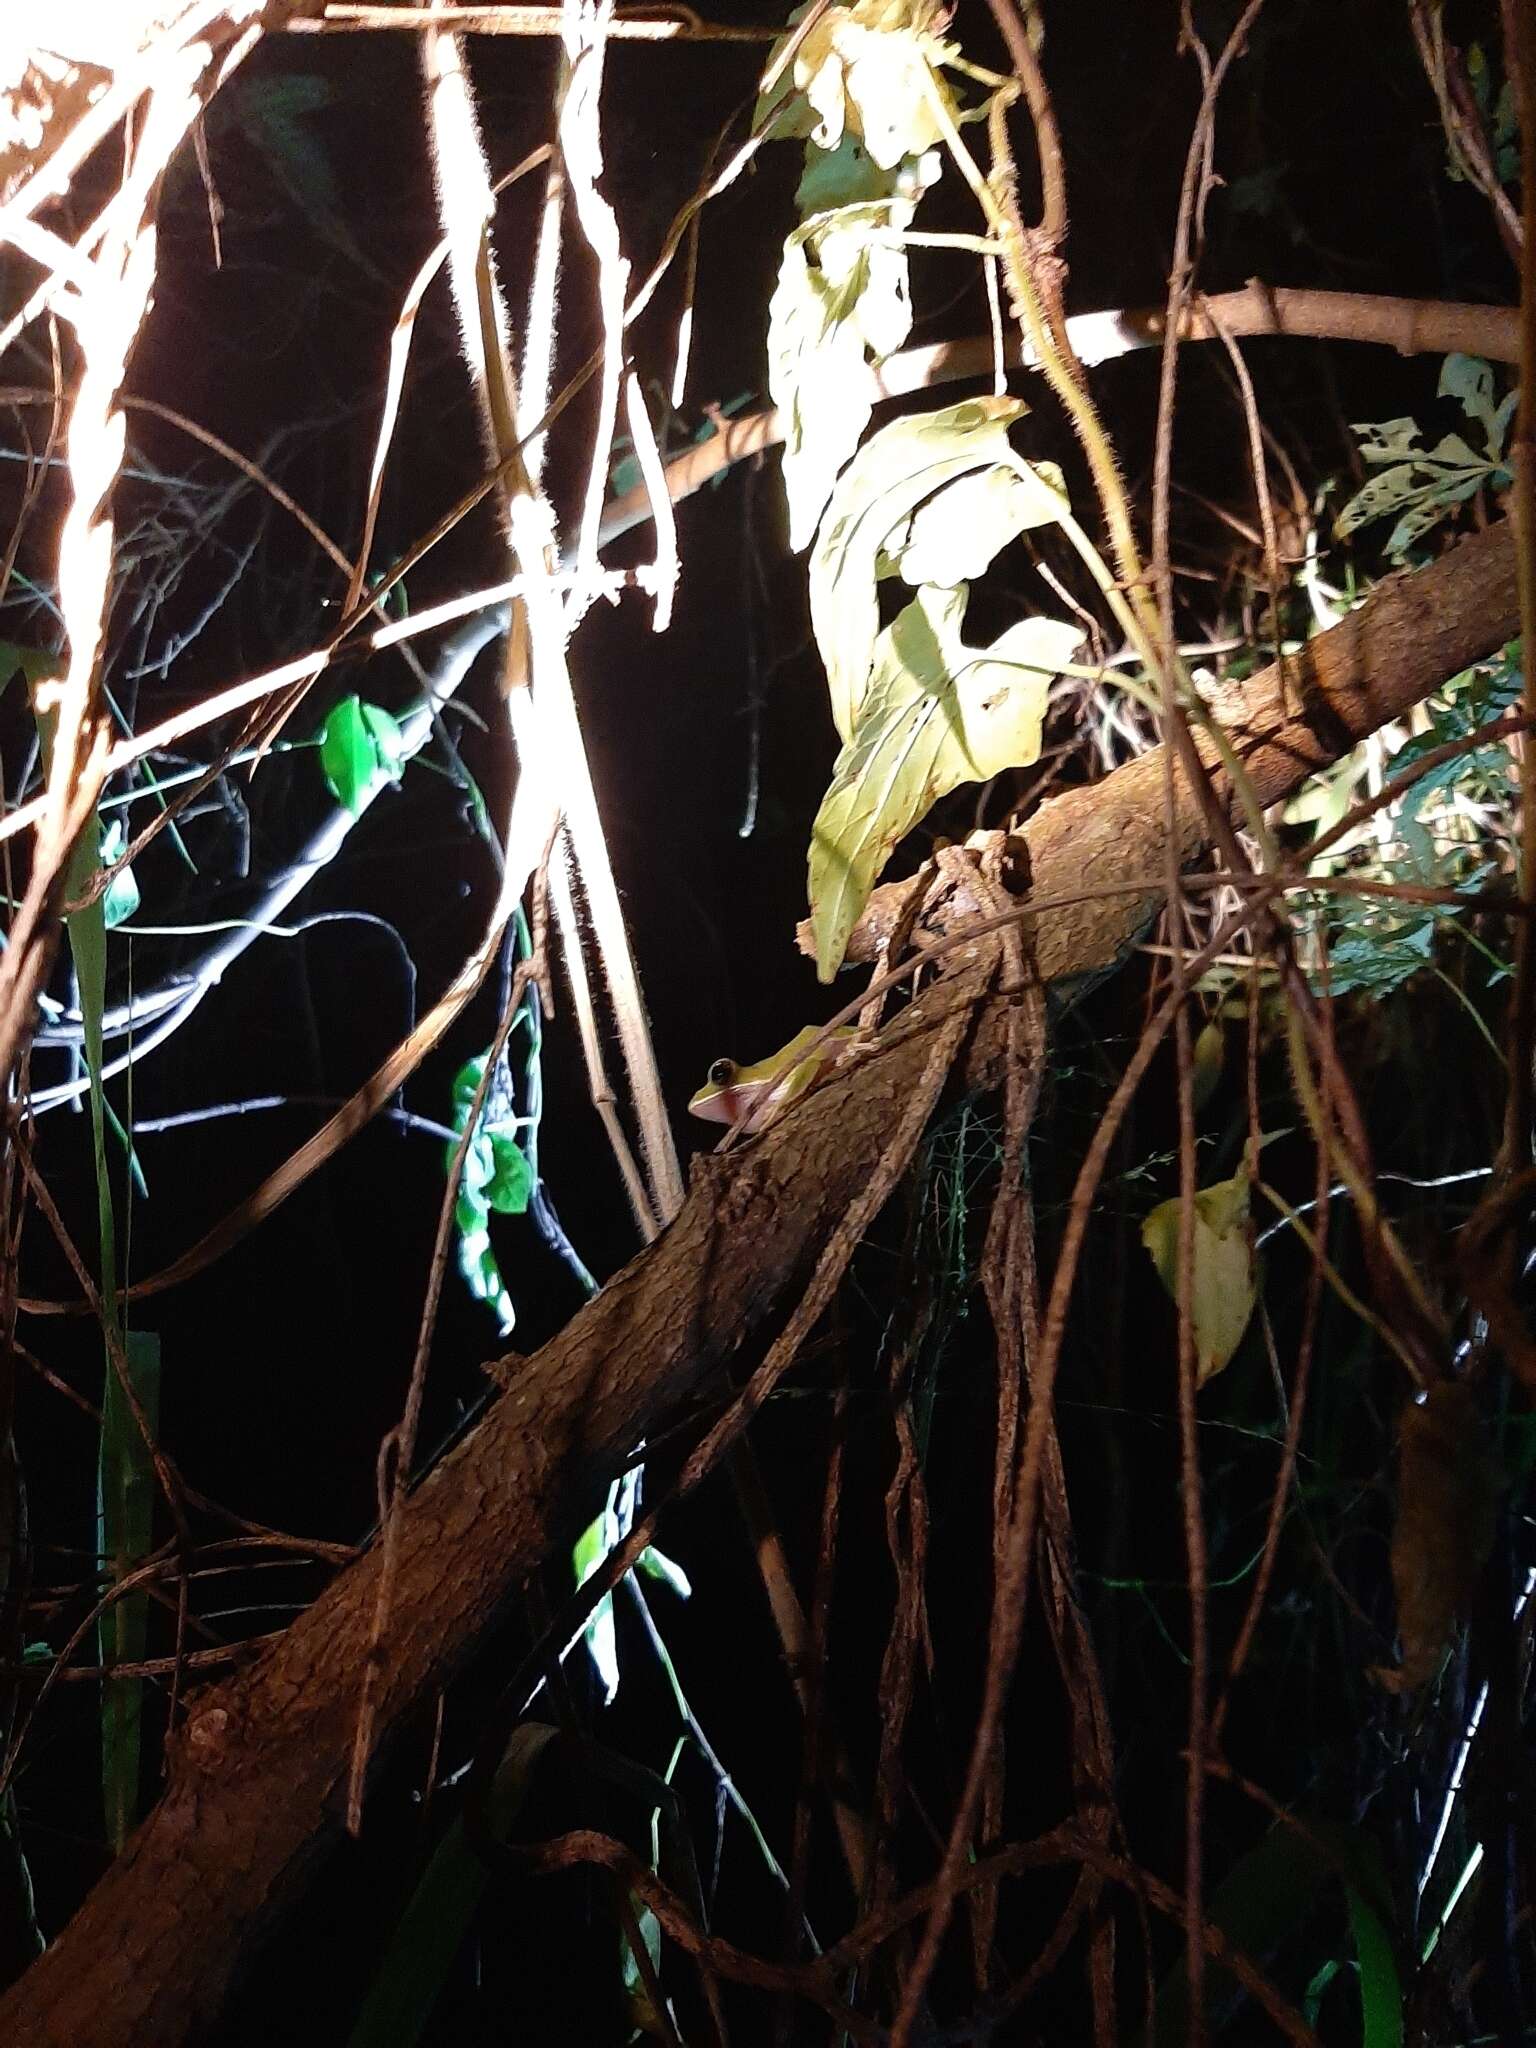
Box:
0;518;1520;2045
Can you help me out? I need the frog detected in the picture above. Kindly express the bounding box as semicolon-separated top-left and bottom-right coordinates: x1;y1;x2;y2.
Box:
688;1025;857;1134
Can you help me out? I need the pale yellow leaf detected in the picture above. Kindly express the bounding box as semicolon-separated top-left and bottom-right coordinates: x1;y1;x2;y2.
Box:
809;397;1035;741
1140;1171;1258;1387
808;583;1080;977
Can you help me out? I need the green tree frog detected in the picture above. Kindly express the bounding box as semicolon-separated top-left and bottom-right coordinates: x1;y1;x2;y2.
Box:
688;1025;856;1134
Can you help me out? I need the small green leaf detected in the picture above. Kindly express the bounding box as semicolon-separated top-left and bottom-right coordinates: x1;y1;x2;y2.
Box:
1140;1171;1257;1386
484;1131;532;1215
98;820;139;930
1350;418;1422;463
1346;1874;1404;2048
1316;907;1434;997
636;1546;692;1600
574;1507;622;1703
319;695;404;814
1438;352;1497;442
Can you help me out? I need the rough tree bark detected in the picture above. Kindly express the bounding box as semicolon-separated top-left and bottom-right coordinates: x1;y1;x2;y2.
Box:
0;517;1519;2045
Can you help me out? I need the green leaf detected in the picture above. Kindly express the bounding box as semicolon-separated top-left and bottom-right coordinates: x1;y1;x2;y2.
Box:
99;1331;161;1854
0;643;61;696
636;1546;692;1600
1333;461;1422;541
1154;1820;1402;2048
1345;1873;1404;2048
574;1507;622;1703
810;397;1063;741
1317;906;1435;997
1438;352;1498;443
1337;371;1513;560
98;819;139;929
1350;418;1422;463
346;1724;560;2048
484;1131;532;1215
808;583;1080;977
319;696;404;815
1140;1170;1257;1387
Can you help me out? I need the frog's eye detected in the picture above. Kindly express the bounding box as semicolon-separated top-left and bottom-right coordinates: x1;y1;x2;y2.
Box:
707;1058;736;1087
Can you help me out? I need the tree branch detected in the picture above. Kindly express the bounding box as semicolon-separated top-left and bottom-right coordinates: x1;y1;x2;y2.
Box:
0;516;1519;2046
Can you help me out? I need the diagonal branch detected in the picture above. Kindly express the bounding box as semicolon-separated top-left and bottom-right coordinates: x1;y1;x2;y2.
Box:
0;515;1518;2045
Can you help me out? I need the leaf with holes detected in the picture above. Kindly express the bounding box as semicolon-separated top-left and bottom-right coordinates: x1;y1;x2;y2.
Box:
888;459;1068;590
1337;356;1513;560
808;583;1080;978
758;0;955;167
810;398;1069;741
769;199;916;549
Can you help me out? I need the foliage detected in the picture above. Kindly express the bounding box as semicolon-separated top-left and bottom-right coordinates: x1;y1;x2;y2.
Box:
318;695;406;816
4;2;1535;2044
1140;1169;1258;1388
799;396;1079;972
1334;354;1515;562
1287;638;1521;997
809;580;1078;977
444;1049;532;1336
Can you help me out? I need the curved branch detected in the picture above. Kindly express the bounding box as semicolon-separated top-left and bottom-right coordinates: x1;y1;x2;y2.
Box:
20;281;1512;1063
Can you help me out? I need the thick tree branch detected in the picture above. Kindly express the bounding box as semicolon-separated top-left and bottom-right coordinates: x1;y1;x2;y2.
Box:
0;517;1519;2046
823;519;1521;981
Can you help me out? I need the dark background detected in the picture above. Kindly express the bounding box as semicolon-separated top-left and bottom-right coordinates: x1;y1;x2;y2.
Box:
0;2;1520;2041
